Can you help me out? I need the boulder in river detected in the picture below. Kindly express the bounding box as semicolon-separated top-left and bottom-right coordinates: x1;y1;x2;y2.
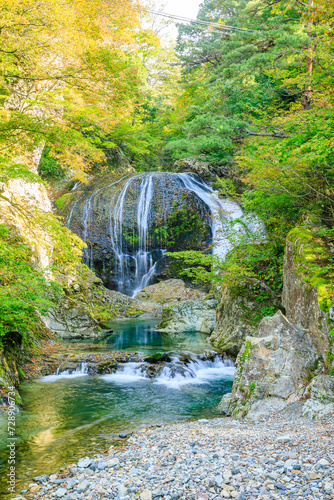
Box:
156;298;218;334
135;279;206;306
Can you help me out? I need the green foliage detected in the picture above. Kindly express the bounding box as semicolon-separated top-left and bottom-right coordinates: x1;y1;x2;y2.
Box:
0;159;43;184
38;147;64;180
0;224;60;346
249;382;255;393
55;193;74;210
288;226;334;312
165;204;207;249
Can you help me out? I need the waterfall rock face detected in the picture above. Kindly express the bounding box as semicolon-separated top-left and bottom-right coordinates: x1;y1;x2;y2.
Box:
63;171;248;296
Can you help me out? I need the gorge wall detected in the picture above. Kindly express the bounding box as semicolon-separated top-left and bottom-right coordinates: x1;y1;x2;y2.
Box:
223;225;334;420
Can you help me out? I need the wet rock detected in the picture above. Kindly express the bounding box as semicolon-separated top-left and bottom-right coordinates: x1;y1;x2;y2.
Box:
144;352;172;364
173;158;228;183
62;172;213;294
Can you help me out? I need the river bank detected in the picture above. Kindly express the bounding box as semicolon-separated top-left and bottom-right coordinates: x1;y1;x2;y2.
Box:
16;407;334;500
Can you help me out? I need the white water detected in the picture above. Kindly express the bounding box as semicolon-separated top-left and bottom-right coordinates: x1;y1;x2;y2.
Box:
69;172;264;296
41;362;89;382
101;355;235;390
108;172;261;296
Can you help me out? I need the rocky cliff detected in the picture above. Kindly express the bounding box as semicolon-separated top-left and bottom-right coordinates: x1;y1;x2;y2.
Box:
282;228;334;371
209;286;257;357
223;225;334;420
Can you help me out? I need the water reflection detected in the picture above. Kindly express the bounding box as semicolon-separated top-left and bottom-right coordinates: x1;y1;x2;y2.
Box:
0;319;231;498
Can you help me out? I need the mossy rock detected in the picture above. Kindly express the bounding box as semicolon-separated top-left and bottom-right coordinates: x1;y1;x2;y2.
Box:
144;352;172;364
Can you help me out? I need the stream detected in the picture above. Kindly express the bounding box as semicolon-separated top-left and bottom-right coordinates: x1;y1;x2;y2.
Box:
0;319;234;497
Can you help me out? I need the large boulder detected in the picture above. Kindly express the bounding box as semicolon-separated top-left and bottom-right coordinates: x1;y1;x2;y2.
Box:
282;227;334;371
156;298;218;334
209;286;257;357
43;301;104;340
135;279;206;306
228;312;322;420
43;281;162;339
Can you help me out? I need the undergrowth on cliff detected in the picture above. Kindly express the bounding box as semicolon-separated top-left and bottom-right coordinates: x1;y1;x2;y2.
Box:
288;225;334;312
0;225;58;347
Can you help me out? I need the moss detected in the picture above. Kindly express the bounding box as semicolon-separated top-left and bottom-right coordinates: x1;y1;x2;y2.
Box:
288;226;334;312
144;352;172;363
55;192;75;210
249;381;256;392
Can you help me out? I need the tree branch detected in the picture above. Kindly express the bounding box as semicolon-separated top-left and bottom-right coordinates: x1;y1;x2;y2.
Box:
243;127;292;138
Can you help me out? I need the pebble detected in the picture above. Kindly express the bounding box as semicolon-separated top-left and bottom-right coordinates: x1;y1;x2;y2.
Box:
24;410;334;500
77;458;91;468
55;487;67;497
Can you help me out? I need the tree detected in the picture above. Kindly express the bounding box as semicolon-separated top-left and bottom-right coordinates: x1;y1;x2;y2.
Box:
0;0;156;178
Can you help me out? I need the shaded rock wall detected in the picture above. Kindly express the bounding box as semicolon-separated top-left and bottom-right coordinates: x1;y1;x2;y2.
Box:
283;237;333;371
209;287;257;357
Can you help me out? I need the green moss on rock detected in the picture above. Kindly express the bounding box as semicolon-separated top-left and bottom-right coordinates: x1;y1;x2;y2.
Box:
288;226;334;312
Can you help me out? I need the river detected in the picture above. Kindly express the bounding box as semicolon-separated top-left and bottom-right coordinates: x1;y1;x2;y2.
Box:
0;319;234;497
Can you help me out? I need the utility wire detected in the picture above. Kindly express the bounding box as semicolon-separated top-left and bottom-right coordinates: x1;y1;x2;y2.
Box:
148;10;256;33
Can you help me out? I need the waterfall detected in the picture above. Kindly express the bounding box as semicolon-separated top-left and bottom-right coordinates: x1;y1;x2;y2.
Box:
42;362;89;381
101;354;235;390
67;172;263;296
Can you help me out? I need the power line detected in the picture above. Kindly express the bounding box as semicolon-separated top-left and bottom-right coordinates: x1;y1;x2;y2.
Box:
148;10;255;34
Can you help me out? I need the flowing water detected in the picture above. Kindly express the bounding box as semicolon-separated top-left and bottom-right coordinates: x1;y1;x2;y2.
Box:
67;172;263;296
0;320;234;497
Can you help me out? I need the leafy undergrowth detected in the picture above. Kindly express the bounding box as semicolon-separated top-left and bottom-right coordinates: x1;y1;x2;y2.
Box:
288;225;334;312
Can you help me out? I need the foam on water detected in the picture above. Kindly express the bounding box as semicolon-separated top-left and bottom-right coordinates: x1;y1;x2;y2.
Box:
100;355;235;390
41;362;89;382
100;363;148;384
154;356;235;389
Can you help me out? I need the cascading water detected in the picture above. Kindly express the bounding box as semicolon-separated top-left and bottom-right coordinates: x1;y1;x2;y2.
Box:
42;362;89;381
100;353;235;390
66;172;263;296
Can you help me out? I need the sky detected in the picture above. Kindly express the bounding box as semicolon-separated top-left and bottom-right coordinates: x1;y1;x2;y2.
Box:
155;0;202;39
163;0;202;20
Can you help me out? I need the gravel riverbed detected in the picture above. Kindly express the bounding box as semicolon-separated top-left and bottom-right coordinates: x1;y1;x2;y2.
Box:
16;405;334;500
